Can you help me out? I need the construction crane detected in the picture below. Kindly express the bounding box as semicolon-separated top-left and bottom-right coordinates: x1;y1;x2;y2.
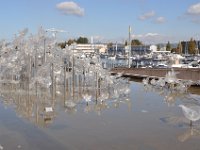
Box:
46;28;68;38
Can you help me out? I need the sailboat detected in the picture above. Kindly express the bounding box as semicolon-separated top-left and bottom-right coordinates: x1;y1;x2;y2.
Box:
108;42;117;60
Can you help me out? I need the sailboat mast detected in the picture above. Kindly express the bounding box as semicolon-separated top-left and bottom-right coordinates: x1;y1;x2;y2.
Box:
115;41;117;55
128;26;131;68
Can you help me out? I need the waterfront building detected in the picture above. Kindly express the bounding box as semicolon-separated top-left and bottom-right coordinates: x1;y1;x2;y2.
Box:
131;44;157;55
181;40;200;55
108;43;125;55
109;44;158;56
108;44;158;56
181;41;189;55
131;45;150;55
160;46;166;51
74;44;107;54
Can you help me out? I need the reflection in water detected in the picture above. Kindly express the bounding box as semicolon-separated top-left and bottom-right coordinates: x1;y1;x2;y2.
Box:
179;104;200;126
145;78;200;120
1;79;200;149
143;77;200;143
142;77;200;106
0;76;131;127
0;85;56;127
142;69;196;103
160;115;200;142
143;82;188;106
160;116;189;127
178;126;200;142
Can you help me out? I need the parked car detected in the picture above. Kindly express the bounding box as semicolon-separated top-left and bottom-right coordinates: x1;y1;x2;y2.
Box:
155;64;168;68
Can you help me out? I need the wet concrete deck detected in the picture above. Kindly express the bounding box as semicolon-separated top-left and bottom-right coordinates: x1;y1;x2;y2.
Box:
111;67;200;83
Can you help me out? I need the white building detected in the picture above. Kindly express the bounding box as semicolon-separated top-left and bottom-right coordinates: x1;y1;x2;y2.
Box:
131;44;157;55
74;44;107;54
149;45;157;52
160;46;166;51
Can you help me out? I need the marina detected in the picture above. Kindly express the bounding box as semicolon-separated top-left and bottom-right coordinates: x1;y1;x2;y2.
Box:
1;0;200;147
0;27;200;149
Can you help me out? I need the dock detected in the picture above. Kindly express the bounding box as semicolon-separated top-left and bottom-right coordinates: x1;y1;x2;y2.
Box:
111;67;200;83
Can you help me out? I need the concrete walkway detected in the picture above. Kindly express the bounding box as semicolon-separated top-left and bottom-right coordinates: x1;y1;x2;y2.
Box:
111;67;200;83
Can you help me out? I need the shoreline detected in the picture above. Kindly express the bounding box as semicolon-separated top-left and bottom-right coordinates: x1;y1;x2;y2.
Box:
111;67;200;85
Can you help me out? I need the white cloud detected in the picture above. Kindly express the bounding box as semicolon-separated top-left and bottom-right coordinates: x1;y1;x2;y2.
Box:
89;33;180;44
154;17;166;24
56;1;84;17
180;3;200;24
145;33;159;37
187;3;200;15
139;10;155;20
131;33;172;44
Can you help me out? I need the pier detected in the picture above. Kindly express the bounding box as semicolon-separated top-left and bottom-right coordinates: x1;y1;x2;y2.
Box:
111;67;200;83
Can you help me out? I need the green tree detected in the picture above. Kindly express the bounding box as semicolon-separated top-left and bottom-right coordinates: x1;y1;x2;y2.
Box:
188;38;196;54
107;42;113;48
166;41;171;51
157;44;160;51
176;42;182;54
77;37;88;44
131;39;142;45
125;40;128;46
58;41;67;49
171;48;177;53
67;39;76;46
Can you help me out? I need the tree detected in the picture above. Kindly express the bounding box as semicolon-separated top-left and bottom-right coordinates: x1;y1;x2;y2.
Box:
131;39;142;45
188;38;196;54
171;48;177;53
176;42;182;54
157;44;160;51
107;42;113;54
125;40;128;46
76;37;88;44
58;41;67;49
67;39;76;46
107;42;113;48
166;41;171;51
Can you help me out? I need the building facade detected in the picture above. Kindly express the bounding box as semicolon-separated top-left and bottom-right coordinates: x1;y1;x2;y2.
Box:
181;40;200;55
108;44;157;55
74;44;107;54
131;45;157;55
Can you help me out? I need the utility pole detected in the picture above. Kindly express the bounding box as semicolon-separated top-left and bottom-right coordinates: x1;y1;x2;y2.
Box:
128;26;131;68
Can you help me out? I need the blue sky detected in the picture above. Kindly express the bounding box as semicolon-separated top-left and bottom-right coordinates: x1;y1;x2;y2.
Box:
0;0;200;44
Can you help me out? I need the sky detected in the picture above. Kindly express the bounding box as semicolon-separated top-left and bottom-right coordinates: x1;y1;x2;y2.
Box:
0;0;200;44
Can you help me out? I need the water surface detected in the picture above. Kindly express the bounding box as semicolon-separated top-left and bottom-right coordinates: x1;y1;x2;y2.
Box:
1;81;200;150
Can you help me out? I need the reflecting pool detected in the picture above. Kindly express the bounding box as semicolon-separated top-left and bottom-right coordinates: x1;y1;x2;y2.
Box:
1;80;200;150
